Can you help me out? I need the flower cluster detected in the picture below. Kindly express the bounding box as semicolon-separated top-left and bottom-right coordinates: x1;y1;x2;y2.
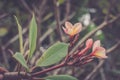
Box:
62;21;107;66
78;38;107;59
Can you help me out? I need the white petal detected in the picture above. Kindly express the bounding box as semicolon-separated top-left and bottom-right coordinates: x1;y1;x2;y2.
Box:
65;21;73;29
73;23;82;34
93;40;100;51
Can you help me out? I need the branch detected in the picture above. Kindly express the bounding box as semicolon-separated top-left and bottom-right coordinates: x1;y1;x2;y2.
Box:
1;47;9;69
70;15;120;54
31;62;65;77
0;72;30;80
65;0;71;21
38;12;75;44
4;27;28;49
84;41;120;80
0;59;64;80
53;0;63;41
20;0;33;14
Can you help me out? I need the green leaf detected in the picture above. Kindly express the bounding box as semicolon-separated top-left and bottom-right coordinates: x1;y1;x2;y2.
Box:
36;42;68;67
45;75;78;80
13;52;29;70
14;16;24;54
95;30;105;41
87;23;96;32
29;14;37;58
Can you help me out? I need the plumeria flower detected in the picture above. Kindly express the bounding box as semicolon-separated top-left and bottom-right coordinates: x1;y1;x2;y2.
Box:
90;40;107;59
62;21;82;37
78;38;93;56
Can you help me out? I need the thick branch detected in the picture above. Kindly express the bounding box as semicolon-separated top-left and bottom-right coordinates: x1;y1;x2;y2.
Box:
1;72;30;80
32;62;65;77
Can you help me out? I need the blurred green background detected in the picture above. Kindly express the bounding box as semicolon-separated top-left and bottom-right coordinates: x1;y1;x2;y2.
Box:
0;0;120;80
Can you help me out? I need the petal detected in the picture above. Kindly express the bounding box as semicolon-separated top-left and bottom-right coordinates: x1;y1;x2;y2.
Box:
67;29;74;36
65;21;73;29
74;22;82;28
62;26;68;34
93;40;101;51
86;38;93;48
73;23;82;34
92;47;107;59
63;26;74;36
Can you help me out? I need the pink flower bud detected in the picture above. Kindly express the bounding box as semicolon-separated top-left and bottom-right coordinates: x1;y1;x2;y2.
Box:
78;39;93;56
86;38;93;48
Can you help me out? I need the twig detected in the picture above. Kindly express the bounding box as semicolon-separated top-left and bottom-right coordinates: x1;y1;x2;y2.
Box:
33;0;46;17
1;72;30;80
1;46;9;69
65;0;70;21
70;15;120;54
32;77;45;80
3;12;74;51
38;13;75;44
4;27;28;49
33;0;47;49
0;13;8;19
84;41;120;80
100;68;106;80
53;0;63;41
20;0;33;14
38;0;47;14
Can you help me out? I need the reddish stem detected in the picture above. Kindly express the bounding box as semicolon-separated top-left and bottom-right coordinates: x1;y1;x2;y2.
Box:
32;62;65;77
78;47;89;56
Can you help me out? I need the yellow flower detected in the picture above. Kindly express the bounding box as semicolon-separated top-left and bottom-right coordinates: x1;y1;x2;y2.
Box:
62;21;82;37
91;40;107;59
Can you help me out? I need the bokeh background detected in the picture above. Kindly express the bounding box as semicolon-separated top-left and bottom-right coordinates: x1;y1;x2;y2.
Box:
0;0;120;80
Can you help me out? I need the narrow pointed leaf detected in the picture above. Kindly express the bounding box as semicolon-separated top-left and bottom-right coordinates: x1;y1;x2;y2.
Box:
29;14;37;58
13;52;29;70
45;75;78;80
36;42;68;67
14;16;24;54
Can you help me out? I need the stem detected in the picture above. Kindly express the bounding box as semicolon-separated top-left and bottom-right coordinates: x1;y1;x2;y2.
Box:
1;72;30;80
78;47;88;56
53;0;62;41
70;15;120;54
32;62;65;77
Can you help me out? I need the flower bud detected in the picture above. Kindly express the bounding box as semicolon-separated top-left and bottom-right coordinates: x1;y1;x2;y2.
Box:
86;38;93;49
